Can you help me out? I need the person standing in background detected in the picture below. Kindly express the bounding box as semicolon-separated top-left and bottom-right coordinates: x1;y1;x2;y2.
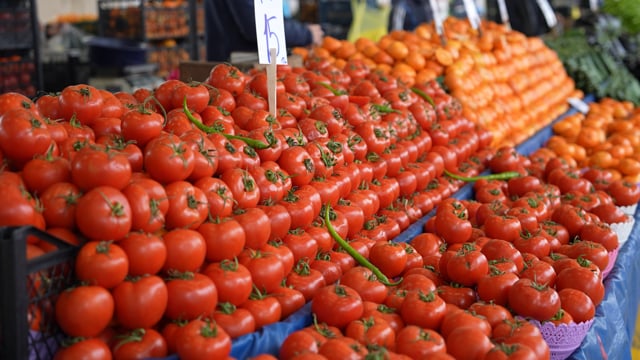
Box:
204;0;324;62
388;0;434;31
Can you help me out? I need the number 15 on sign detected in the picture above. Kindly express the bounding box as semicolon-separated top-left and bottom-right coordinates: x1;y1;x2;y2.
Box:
254;0;288;65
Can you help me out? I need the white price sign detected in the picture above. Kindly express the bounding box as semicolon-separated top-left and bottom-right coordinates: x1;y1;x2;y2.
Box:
536;0;558;28
568;97;590;114
462;0;482;30
429;0;445;39
254;0;288;65
497;0;510;29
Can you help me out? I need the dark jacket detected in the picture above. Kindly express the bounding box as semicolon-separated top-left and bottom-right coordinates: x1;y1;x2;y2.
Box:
205;0;314;62
505;0;551;36
389;0;433;31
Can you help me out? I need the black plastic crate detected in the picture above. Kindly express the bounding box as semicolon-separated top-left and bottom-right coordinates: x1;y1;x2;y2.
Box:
0;226;78;360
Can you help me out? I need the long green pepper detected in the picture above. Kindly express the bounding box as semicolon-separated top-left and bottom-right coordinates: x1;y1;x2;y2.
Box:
182;97;270;149
324;205;402;286
443;169;521;182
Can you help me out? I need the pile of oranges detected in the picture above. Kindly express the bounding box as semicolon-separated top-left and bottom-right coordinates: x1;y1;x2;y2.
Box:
295;17;580;148
549;98;640;183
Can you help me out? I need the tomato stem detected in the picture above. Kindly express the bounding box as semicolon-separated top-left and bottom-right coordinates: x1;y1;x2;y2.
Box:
182;97;270;149
443;169;521;182
324;204;402;286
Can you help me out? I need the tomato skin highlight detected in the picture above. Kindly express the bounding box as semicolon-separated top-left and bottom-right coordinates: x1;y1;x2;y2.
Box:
55;285;114;338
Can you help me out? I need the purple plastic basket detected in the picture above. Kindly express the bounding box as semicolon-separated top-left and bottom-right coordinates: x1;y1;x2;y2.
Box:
529;318;594;360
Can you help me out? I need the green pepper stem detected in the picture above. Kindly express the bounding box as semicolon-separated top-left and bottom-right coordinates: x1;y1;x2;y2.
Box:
182;97;270;149
443;169;521;182
324;205;402;286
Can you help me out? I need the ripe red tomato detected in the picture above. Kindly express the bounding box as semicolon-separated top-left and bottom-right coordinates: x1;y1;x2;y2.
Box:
446;326;493;360
607;179;640;206
121;178;168;233
112;275;168;329
164;180;209;230
318;336;369;359
198;218;246;262
369;241;408;279
75;241;128;289
70;144;132;191
484;342;538;360
220;168;260;209
172;82;210;113
213;303;256;339
233;207;272;250
0;108;53;167
311;284;364;329
55;285;114;337
508;278;561;321
194;177;234;218
40;182;80;229
579;222;619;252
58;84;104;125
175;319;232;360
285;258;327;301
241;292;282;330
339;266;388;304
203;259;253;306
446;245;489;287
118;232;166;276
467;302;513;329
400;290;446;330
278;145;316;187
483;214;522;243
395;325;446;358
75;186;132;241
165;272;218;321
551;204;590;237
53;338;111;360
143;134;195;184
238;249;285;294
476;270;519;306
279;330;320;360
21;151;70;194
271;285;306;320
111;328;167;359
162;228;206;273
206;63;247;96
120;107;164;149
440;309;491;339
345;316;396;351
555;265;605;306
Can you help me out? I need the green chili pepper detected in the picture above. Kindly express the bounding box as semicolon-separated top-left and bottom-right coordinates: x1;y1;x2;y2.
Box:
443;169;521;182
182;97;270;149
324;204;402;286
315;82;347;96
371;103;401;114
410;87;436;107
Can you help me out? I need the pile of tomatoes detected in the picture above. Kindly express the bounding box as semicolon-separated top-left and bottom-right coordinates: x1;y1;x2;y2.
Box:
274;142;638;360
0;57;497;359
1;33;637;357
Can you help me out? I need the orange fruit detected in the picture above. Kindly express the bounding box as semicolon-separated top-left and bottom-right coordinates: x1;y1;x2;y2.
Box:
386;40;409;61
